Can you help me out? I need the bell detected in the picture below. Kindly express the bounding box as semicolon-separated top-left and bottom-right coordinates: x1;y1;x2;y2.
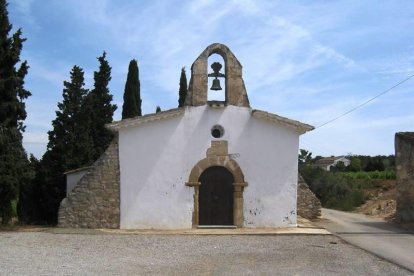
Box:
210;78;222;91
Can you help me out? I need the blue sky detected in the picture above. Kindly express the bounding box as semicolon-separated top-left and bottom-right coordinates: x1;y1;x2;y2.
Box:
7;0;414;158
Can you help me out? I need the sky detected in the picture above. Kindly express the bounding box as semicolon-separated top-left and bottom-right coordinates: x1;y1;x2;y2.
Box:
7;0;414;159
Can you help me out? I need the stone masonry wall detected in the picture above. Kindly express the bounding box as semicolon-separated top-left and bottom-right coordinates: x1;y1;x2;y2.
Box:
58;136;120;228
185;43;250;107
297;174;321;219
395;132;414;222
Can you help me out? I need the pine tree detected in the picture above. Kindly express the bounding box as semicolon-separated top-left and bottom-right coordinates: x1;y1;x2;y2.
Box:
156;106;161;113
178;67;187;107
0;0;31;224
85;52;117;161
122;59;141;119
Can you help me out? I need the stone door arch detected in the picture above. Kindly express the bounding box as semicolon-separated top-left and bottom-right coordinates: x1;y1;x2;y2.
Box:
186;141;247;227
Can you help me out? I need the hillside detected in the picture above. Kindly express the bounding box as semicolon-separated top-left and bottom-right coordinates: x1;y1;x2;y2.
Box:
355;179;396;221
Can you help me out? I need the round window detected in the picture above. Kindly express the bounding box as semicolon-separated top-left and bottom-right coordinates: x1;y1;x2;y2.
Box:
211;125;224;138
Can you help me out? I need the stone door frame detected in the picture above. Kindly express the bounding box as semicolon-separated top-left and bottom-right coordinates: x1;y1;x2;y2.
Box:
186;141;248;228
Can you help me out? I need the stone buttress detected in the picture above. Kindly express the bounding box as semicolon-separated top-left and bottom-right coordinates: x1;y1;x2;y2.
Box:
58;136;120;228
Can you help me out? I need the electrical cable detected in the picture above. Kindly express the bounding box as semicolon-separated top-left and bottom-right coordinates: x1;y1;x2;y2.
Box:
316;73;414;129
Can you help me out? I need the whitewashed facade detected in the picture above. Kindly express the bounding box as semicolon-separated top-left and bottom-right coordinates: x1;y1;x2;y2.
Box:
109;43;313;229
59;43;313;229
110;105;309;229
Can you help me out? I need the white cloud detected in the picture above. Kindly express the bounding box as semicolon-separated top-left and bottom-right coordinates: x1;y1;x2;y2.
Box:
190;0;217;13
23;132;48;144
9;0;33;14
371;54;414;76
7;0;414;157
8;0;42;32
26;57;68;88
22;132;48;159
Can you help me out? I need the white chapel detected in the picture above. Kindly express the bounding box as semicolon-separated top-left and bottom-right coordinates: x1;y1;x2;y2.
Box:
59;43;314;229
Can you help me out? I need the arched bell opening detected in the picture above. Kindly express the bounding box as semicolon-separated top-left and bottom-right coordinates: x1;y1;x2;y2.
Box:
207;53;226;102
185;43;249;107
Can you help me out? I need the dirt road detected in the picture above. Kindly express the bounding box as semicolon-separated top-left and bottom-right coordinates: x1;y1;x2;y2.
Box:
316;208;414;273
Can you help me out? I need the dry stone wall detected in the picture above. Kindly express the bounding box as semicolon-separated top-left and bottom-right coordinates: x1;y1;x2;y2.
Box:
395;132;414;222
297;174;321;219
58;136;120;228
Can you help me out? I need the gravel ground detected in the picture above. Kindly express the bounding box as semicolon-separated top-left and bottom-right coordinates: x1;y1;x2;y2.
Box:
0;232;411;275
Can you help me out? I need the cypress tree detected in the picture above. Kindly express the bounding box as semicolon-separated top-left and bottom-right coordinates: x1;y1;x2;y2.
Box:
178;67;187;107
85;52;117;161
0;0;31;224
122;59;141;119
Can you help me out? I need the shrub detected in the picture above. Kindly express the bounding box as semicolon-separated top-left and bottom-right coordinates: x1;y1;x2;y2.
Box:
339;170;396;180
299;165;365;211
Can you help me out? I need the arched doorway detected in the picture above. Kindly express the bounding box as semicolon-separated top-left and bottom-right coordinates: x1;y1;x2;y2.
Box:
199;166;234;225
185;141;248;228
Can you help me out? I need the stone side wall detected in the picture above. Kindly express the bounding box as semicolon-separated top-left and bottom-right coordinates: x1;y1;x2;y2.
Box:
297;175;321;219
58;136;120;228
395;132;414;222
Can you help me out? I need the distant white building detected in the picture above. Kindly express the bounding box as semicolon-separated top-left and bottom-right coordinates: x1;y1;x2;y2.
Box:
314;156;351;171
59;43;314;229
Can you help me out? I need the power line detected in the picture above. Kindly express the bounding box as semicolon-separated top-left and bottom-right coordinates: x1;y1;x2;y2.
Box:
316;73;414;129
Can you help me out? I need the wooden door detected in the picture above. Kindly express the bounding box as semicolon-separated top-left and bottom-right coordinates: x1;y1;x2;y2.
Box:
199;166;234;225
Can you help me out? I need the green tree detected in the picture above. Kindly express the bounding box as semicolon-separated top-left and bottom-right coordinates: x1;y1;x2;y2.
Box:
365;157;385;171
0;128;30;224
0;0;31;224
156;106;161;113
34;66;89;224
178;67;187;107
48;66;89;169
86;52;117;160
122;59;141;119
0;0;31;131
17;154;38;223
332;161;346;172
349;156;362;172
298;149;312;165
